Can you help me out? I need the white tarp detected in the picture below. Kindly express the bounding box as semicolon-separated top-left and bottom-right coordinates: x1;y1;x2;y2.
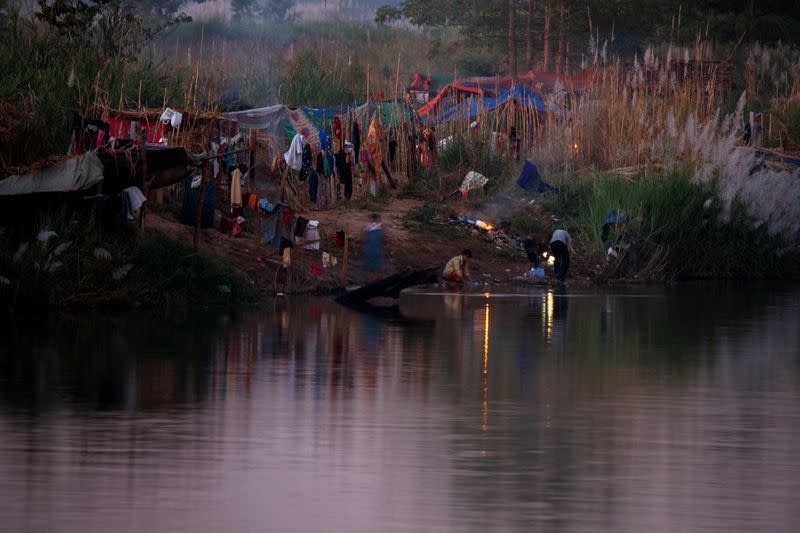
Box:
0;151;105;196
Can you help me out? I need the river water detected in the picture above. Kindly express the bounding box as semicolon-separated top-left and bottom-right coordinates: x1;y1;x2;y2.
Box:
1;285;799;532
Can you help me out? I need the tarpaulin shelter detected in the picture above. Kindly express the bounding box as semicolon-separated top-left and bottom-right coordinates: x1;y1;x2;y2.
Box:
284;106;320;147
353;101;416;129
0;152;105;196
431;84;557;124
417;69;599;118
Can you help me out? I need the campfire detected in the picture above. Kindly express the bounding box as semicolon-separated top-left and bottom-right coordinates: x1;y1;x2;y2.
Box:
448;216;497;232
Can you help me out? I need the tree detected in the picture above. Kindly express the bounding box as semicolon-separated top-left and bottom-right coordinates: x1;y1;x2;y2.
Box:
508;0;517;76
232;0;296;22
262;0;296;21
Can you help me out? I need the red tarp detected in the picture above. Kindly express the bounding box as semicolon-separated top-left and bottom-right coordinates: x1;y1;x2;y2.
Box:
417;69;603;117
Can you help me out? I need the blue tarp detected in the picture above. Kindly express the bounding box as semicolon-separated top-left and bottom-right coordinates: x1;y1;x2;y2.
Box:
303;105;352;124
426;84;557;123
516;160;555;193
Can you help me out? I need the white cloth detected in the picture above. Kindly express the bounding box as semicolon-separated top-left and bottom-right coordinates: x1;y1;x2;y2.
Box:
550;229;572;249
122;186;147;222
284;134;305;171
303;220;320;250
170;111;183;129
159;108;175;124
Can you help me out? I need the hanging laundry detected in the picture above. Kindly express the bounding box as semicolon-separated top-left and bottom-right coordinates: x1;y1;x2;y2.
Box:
230;165;243;207
294;217;308;242
121;186;147;224
299;144;314;182
335;152;352;200
303;220;320;250
352;121;361;164
316;173;328;209
325;152;334;178
333;116;344;153
364;119;383;177
309;171;319;203
284;133;305;171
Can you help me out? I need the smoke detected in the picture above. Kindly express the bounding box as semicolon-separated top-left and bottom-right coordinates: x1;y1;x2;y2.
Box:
181;0;233;22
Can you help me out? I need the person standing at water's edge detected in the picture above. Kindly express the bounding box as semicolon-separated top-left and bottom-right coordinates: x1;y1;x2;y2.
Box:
364;213;385;281
443;249;472;283
549;229;572;283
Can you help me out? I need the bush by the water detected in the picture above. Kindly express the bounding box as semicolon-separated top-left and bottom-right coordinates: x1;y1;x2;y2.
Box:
580;171;792;280
0;218;256;313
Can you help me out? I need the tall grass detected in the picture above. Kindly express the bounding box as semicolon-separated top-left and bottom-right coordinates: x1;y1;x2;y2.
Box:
0;8;190;173
582;171;789;280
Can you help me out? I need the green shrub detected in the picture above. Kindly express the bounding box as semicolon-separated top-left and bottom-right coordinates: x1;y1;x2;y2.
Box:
583;171;790;279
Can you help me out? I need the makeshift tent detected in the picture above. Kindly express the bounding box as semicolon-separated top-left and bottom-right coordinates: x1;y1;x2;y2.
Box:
353;101;416;129
424;84;557;123
98;146;199;191
418;70;599;117
222;105;288;160
285;107;319;147
0;151;105;196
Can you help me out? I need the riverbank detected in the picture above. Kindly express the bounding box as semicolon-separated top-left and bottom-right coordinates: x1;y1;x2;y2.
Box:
2;169;796;315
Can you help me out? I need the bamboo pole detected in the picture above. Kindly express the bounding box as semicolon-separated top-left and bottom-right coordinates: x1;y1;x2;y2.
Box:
194;161;208;250
394;52;401;101
366;64;371;102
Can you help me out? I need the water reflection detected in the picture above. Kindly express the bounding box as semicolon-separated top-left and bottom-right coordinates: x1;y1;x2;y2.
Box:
0;285;799;532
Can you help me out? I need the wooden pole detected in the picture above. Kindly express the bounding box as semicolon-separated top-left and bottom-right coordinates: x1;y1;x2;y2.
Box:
139;146;149;231
394;52;401;101
194;121;215;249
340;236;349;286
366;64;371;102
194;161;207;250
249;129;256;188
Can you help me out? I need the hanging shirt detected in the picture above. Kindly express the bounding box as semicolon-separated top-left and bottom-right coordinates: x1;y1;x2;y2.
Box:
284;133;305;171
333;116;344;153
364;119;383;176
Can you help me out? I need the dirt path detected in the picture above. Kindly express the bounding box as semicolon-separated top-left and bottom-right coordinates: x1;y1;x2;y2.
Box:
145;188;545;296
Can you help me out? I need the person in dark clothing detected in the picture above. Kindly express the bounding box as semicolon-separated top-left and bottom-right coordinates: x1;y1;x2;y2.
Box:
549;229;572;282
523;238;546;270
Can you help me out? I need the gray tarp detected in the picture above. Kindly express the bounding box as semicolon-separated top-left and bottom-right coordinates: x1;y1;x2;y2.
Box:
0;151;105;196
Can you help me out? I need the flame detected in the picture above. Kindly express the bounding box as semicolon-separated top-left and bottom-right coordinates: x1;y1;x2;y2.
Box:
475;220;495;231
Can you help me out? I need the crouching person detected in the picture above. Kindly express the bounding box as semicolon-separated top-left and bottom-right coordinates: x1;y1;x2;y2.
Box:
549;229;572;283
443;249;472;283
